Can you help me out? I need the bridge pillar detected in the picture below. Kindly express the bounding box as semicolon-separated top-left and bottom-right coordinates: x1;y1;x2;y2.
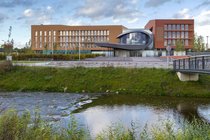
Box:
176;72;199;81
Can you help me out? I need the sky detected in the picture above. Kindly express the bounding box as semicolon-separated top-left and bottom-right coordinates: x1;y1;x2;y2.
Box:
0;0;210;48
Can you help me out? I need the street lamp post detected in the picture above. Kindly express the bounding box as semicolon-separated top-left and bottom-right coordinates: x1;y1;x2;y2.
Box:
78;30;80;61
207;36;209;50
166;45;171;69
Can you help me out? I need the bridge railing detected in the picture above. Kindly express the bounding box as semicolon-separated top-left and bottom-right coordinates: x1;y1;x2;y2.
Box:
173;55;210;72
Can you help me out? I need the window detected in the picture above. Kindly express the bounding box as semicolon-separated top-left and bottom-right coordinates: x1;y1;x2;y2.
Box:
181;24;185;30
177;24;180;30
164;32;167;38
177;32;180;38
181;32;184;38
44;31;47;36
54;31;56;36
185;40;188;46
164;40;167;46
168;39;171;45
172;25;176;30
66;36;68;43
60;31;62;36
107;30;109;35
185;25;188;30
172;32;176;38
40;31;42;36
172;40;176;46
168;24;171;30
164;25;167;30
49;31;51;36
35;37;38;48
185;32;188;38
35;31;38;36
168;32;171;38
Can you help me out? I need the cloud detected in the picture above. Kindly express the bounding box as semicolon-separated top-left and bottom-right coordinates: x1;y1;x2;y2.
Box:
195;0;210;9
145;0;169;7
172;8;191;19
195;10;210;26
24;9;33;17
0;0;35;8
75;0;142;23
0;13;8;23
144;0;183;7
18;6;54;25
67;19;88;25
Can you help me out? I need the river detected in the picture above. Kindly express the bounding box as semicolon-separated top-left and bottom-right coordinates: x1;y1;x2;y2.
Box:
0;92;210;137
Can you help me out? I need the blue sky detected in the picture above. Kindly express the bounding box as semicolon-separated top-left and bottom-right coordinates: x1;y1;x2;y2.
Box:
0;0;210;48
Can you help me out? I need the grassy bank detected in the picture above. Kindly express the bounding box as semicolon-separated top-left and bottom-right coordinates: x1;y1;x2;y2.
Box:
0;62;210;97
0;109;209;140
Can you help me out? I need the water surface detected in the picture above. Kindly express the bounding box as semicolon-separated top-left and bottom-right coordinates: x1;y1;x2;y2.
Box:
0;92;210;137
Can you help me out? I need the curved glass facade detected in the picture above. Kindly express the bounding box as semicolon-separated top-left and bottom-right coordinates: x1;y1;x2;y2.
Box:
120;32;150;45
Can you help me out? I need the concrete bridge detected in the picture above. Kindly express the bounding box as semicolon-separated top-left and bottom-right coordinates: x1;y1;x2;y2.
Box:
173;55;210;81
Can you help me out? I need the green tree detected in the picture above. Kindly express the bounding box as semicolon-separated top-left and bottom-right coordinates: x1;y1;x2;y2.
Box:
175;39;185;51
193;34;205;52
3;39;14;55
53;42;58;54
43;43;48;54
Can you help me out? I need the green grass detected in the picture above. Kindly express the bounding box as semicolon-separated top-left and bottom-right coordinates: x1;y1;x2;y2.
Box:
0;109;209;140
0;65;210;97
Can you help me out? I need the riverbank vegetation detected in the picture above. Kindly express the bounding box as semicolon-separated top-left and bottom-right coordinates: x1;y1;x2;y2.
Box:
0;62;210;97
0;54;102;61
0;109;209;140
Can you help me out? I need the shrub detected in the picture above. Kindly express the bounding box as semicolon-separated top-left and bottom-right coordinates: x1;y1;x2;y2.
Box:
0;54;103;61
0;61;13;73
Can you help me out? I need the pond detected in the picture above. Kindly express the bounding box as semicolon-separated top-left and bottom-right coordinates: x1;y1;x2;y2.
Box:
0;92;210;137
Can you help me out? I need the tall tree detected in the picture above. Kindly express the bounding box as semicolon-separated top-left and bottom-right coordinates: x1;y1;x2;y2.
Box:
175;39;185;51
193;34;205;52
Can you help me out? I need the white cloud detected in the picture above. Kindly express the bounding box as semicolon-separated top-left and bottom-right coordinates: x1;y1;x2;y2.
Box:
21;6;54;25
173;8;191;19
194;10;210;46
145;0;169;7
24;9;33;17
46;6;52;11
67;19;87;26
195;10;210;26
0;13;7;23
75;0;142;24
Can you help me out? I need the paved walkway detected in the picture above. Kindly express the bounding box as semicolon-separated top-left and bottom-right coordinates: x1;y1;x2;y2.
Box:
14;57;173;69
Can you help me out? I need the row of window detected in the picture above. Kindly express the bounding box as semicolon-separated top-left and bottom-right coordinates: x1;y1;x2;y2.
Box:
35;31;56;36
164;24;189;31
59;30;109;36
164;31;188;39
34;30;110;37
59;43;97;48
59;36;109;43
34;42;98;48
35;36;109;46
164;39;189;46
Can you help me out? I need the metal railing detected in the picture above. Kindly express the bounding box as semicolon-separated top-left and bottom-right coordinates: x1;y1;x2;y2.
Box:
173;55;210;74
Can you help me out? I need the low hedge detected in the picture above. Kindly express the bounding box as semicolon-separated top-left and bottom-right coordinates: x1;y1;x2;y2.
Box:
0;54;103;61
